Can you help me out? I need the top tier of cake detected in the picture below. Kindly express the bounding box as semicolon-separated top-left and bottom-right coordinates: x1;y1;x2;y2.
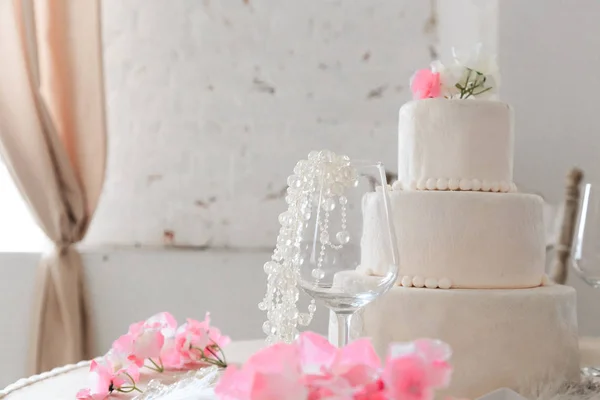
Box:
397;99;515;192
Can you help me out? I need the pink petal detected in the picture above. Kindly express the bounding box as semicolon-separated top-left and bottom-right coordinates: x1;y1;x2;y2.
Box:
203;312;211;325
338;364;379;387
413;339;452;363
76;388;93;399
250;372;308;400
426;360;452;388
76;388;109;400
89;360;113;391
335;338;381;371
161;339;184;369
134;330;165;359
304;374;353;399
123;363;141;382
112;376;126;388
215;365;253;400
128;321;146;335
383;355;433;400
158;312;178;329
89;360;99;373
127;354;145;368
208;326;231;349
245;342;301;375
297;331;337;367
112;334;133;354
410;69;441;100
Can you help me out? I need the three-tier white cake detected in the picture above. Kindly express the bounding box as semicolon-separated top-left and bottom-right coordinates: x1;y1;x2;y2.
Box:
330;98;580;398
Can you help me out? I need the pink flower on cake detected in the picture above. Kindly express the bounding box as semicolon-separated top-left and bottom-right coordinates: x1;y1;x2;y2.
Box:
76;356;141;399
410;69;442;100
162;312;230;369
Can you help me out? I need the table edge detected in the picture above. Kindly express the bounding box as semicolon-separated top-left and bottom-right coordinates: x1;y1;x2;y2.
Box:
0;359;95;398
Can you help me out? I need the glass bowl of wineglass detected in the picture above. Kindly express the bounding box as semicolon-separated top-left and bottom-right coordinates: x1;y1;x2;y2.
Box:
571;183;600;377
296;156;399;347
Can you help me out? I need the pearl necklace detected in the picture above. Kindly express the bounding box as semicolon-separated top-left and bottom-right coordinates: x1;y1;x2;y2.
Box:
259;150;358;344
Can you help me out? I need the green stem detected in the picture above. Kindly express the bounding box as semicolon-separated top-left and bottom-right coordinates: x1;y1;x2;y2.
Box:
206;346;228;368
144;364;161;372
208;340;228;367
472;86;493;96
191;345;227;368
124;372;136;385
148;357;164;373
118;386;142;393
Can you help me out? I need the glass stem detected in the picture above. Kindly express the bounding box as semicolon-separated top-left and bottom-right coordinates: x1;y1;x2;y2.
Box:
336;312;353;347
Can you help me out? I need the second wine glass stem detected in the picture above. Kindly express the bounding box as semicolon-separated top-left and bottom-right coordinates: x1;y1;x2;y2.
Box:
336;312;354;347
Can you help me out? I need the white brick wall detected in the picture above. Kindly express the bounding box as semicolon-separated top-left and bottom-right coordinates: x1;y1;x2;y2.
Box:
88;0;436;248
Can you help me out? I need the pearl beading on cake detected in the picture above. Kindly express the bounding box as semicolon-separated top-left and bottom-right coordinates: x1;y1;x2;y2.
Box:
399;276;453;289
0;359;95;397
392;179;517;193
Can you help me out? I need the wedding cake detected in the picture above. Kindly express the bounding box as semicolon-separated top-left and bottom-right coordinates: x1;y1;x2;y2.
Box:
330;55;580;398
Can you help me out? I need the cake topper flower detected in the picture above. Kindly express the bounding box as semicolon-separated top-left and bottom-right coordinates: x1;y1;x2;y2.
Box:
411;43;499;100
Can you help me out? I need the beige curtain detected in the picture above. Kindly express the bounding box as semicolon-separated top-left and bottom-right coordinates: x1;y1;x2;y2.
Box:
0;0;106;374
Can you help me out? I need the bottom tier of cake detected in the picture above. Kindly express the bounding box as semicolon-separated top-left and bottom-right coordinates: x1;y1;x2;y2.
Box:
328;272;580;399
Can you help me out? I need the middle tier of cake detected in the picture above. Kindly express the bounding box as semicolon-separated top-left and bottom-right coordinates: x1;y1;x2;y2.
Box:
360;190;546;288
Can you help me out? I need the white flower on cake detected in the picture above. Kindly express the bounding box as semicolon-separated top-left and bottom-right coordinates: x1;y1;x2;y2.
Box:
430;60;462;98
411;43;500;100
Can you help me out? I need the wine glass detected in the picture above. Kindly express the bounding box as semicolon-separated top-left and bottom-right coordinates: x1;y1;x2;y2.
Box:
571;183;600;377
571;183;600;287
297;159;399;347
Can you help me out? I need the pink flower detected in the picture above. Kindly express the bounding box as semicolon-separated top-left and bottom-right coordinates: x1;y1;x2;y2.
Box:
112;312;179;369
382;354;433;400
215;333;452;400
298;331;381;389
76;356;140;399
75;388;106;400
216;342;306;400
162;312;231;368
410;69;442;100
353;378;387;400
216;332;382;400
112;322;165;367
382;340;452;400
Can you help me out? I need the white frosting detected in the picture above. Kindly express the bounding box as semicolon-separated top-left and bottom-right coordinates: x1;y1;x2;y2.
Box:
329;272;580;399
398;99;514;190
360;190;546;288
